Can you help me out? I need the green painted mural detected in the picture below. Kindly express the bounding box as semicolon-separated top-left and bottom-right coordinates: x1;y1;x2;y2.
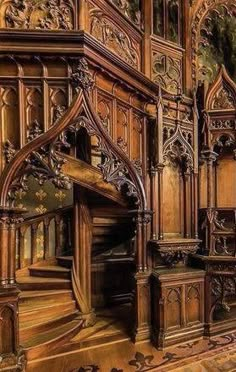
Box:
198;4;236;83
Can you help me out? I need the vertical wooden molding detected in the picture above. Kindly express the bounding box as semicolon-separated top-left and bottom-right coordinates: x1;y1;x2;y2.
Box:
0;208;26;371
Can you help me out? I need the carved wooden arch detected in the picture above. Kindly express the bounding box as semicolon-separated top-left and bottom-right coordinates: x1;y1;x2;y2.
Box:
0;61;147;211
191;0;234;86
163;125;194;171
205;66;236;111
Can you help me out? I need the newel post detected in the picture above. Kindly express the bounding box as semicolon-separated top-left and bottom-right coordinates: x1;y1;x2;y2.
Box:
0;207;26;371
132;209;152;342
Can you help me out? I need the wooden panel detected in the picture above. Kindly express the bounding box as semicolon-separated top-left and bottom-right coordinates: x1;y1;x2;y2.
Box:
186;284;201;325
163;164;182;236
131;112;143;167
0;306;15;354
166;288;181;329
97;92;113;136
49;85;68;127
116;104;129;155
216;157;236;207
0;85;19;170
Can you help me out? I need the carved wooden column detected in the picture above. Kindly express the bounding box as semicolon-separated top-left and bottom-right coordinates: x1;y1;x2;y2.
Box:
31;223;38;264
183;169;191;238
201;150;218;255
73;186;95;327
203;150;218;209
157;165;164;240
132;210;152;342
0;207;26;371
150;166;158;240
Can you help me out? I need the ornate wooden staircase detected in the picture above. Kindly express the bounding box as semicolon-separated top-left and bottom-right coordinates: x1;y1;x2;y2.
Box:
15;192;134;361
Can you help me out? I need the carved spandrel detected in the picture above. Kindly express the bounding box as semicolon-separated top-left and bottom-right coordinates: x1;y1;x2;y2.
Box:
0;0;75;30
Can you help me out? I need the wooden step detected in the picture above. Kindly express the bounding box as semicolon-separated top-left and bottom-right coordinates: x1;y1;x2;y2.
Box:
23;318;84;361
20;310;79;343
28;266;71;280
57;256;73;268
19;289;73;305
17;276;71;290
19;300;77;323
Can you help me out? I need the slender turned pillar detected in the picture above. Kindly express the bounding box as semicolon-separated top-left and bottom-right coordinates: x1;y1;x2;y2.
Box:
157;165;164;240
132;210;152;342
0;207;26;371
0;215;9;286
204;151;218;208
183;170;191;238
150;167;158;240
201;150;218;254
31;223;38;264
193;173;199;239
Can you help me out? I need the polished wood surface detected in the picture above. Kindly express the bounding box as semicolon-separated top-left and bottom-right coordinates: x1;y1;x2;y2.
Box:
0;1;235;370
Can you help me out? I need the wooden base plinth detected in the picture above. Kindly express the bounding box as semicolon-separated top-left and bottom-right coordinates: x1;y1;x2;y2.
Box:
132;271;151;343
151;268;205;349
192;255;236;338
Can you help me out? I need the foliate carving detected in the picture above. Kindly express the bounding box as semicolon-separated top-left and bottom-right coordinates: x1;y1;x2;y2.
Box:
212;87;235;110
164;139;193;171
109;0;141;27
8;142;72;204
212;275;236;313
71;58;95;92
201;208;236;256
27;119;42;141
3;140;16;163
150;240;199;268
159;246;198;268
117;136;127;153
89;7;139;68
152;53;182;94
132;159;142;177
3;0;74;30
210;119;235;130
53;105;66;123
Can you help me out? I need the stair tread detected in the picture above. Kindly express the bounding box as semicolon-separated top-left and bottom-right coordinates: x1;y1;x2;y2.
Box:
29;266;70;272
20;310;79;330
20;299;75;313
17;276;70;283
57;256;73;260
22;318;82;349
19;289;72;299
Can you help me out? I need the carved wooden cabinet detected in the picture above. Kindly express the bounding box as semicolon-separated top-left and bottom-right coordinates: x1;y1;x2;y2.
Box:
151;268;205;349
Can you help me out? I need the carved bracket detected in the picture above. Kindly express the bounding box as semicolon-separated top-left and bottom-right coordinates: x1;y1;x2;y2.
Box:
149;239;200;268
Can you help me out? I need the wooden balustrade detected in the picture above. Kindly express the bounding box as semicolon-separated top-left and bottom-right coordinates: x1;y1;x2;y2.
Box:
16;206;73;269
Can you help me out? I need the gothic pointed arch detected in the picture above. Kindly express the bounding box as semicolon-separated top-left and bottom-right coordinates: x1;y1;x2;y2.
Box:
163;124;194;171
205;65;236;111
0;58;147;211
